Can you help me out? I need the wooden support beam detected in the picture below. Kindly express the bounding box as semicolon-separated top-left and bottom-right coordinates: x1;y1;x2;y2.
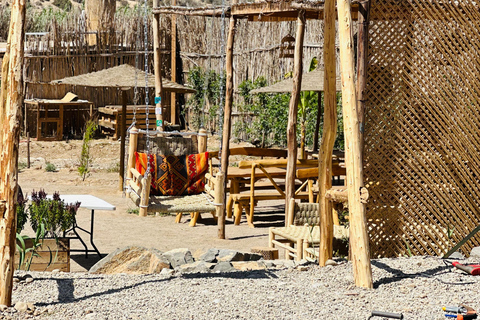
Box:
153;0;164;131
337;0;373;289
285;10;305;222
218;2;238;239
119;90;127;191
170;0;177;125
318;0;337;267
153;6;231;17
0;0;26;306
356;0;370;155
126;127;138;198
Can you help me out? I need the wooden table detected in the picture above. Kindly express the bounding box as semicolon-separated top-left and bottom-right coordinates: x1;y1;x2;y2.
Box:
24;99;94;141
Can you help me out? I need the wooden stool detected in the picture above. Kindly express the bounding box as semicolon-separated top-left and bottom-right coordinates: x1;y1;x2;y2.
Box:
251;246;279;260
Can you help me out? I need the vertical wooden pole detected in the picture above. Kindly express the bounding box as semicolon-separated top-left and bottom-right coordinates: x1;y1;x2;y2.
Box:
218;4;238;239
27;132;30;168
312;91;323;152
356;0;370;155
119;89;127;191
285;10;305;222
170;0;177;125
318;0;337;266
0;0;26;306
126;127;138;198
337;0;373;289
153;2;164;131
198;128;207;153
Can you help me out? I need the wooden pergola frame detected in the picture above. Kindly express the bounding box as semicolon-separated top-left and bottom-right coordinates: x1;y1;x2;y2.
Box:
152;0;372;288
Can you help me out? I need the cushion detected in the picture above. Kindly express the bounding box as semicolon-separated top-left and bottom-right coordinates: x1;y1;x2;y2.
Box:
135;152;209;196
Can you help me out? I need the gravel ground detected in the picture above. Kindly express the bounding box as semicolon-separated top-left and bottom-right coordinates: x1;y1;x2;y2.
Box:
3;256;480;320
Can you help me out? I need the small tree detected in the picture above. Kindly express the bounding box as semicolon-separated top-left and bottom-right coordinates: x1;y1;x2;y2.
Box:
78;119;97;181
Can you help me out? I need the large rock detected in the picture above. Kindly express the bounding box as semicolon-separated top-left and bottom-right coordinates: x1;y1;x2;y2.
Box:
231;261;267;271
470;246;480;258
176;261;215;274
89;246;170;274
163;248;194;268
199;248;219;263
217;249;246;262
212;261;235;273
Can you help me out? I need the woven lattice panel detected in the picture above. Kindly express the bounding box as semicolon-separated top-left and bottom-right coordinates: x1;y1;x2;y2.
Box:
365;0;480;257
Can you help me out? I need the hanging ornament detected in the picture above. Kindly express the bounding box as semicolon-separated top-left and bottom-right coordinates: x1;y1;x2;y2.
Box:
279;34;295;58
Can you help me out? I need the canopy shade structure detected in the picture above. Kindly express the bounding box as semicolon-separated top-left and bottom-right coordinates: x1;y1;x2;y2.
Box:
51;64;196;94
250;69;342;94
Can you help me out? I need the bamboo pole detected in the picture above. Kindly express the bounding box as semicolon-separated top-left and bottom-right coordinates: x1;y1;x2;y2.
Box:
170;0;177;125
285;10;305;222
356;0;370;155
318;0;337;267
337;0;373;289
153;0;164;131
119;90;127;191
0;0;26;306
218;2;238;239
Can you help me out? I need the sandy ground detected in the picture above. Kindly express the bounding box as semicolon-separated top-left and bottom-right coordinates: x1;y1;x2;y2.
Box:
17;137;285;273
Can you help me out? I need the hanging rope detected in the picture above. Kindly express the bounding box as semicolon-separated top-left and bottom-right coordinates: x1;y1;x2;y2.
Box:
143;0;151;175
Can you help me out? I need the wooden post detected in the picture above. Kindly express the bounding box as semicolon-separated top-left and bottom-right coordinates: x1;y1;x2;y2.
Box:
198;128;207;153
119;89;127;191
153;0;164;131
285;10;305;222
27;132;30;168
126;127;138;198
312;91;323;152
0;0;26;306
356;0;370;155
85;0;116;46
318;0;337;266
214;172;225;224
218;3;238;239
337;0;373;289
170;0;177;125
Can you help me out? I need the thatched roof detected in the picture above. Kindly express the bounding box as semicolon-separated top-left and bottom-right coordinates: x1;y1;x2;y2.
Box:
51;64;196;94
250;69;342;94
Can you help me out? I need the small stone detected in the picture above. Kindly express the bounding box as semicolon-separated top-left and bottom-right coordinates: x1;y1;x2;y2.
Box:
25;278;34;284
14;302;28;313
12;278;20;283
160;268;175;276
297;265;309;271
51;269;60;273
26;303;34;311
163;248;194;268
33;310;41;317
0;304;7;311
176;261;214;274
325;259;338;266
198;249;219;263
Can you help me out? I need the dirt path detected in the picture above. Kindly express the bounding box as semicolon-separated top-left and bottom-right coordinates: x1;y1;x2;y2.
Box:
17;138;285;272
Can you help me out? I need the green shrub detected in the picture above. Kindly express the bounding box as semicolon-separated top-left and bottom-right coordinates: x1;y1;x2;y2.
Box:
18;161;27;171
52;0;72;11
78;120;97;181
45;162;57;172
29;190;80;238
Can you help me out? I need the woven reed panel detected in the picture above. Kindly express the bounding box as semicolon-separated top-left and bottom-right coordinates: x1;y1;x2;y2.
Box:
365;0;480;257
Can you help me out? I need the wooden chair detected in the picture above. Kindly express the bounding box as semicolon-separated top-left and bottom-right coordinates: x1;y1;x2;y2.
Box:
269;199;320;261
126;127;223;227
269;198;349;261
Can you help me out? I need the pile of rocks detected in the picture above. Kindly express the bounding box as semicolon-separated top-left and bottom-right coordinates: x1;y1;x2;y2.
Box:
88;246;315;275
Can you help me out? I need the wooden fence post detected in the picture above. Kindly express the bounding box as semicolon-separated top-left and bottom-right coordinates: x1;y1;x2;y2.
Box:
0;0;26;306
218;2;238;239
337;0;373;289
285;10;305;221
318;0;337;266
